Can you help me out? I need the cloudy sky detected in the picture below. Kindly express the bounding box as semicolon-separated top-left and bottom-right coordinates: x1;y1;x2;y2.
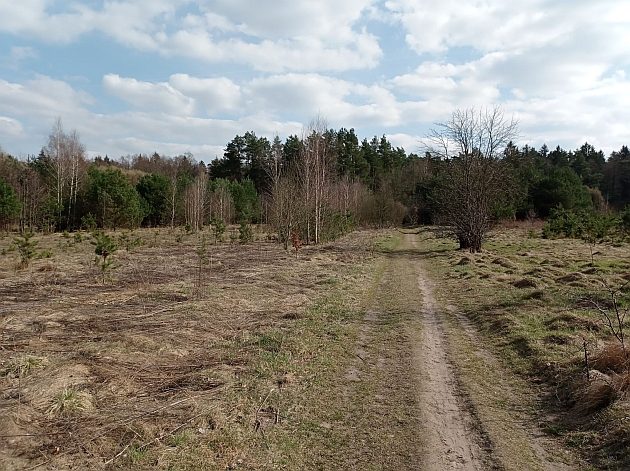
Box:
0;0;629;160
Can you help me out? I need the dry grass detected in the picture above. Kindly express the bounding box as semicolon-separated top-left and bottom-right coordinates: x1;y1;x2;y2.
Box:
593;343;630;374
0;227;381;470
418;225;630;469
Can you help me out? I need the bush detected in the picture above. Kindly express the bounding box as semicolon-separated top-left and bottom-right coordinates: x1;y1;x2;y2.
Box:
239;221;253;243
530;167;592;218
321;211;355;241
14;231;38;268
91;231;117;282
81;214;97;231
620;206;630;235
542;208;586;239
543;208;618;241
211;218;226;243
85;167;144;229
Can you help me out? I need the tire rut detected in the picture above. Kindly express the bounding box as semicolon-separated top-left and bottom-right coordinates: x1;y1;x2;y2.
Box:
408;234;495;470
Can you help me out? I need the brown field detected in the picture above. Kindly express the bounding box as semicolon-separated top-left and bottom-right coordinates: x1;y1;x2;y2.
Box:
0;228;380;470
2;225;629;470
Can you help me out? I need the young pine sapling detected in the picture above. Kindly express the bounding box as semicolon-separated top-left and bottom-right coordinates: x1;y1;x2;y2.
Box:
14;231;38;269
212;218;226;244
92;231;117;283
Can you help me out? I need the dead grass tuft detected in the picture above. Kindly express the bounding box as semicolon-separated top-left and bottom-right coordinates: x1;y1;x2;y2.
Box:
612;371;630;393
512;278;537;289
574;372;616;414
1;355;47;378
556;273;584;284
545;313;601;333
47;388;93;416
492;257;517;269
593;343;630;374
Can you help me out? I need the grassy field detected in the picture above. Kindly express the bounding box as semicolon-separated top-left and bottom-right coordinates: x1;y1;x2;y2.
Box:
2;225;629;470
0;227;388;470
417;224;630;470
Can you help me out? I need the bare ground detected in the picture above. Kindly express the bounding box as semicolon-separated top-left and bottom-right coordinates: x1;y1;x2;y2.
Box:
0;228;379;470
409;235;489;470
0;228;593;469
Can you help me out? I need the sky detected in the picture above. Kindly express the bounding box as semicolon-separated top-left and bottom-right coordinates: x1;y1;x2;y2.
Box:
0;0;629;160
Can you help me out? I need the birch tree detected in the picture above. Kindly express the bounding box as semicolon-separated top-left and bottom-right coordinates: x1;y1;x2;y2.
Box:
299;117;334;244
43;118;86;229
184;170;208;232
45;118;70;225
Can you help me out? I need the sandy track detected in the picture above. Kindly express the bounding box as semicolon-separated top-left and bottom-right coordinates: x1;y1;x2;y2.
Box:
407;234;490;470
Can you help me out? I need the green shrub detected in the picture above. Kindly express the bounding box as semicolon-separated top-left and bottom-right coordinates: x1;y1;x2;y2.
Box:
621;206;630;235
117;232;143;252
239;221;253;243
211;218;226;243
542;208;620;254
91;231;117;282
81;214;97;231
14;232;38;268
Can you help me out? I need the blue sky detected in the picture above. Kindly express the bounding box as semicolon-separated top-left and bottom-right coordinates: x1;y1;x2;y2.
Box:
0;0;629;160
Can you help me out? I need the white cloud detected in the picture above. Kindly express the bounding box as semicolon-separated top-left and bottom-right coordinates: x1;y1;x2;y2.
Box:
165;29;381;72
384;0;628;56
387;133;422;153
169;74;241;114
0;75;303;158
0;75;93;121
245;73;429;128
1;1;630;157
0;0;382;72
0;0;184;48
206;0;373;40
103;74;195;115
0;116;25;139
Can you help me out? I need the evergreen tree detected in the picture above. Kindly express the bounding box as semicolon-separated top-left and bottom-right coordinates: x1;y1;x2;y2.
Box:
530;167;592;217
137;173;171;226
0;176;20;227
85;167;144;229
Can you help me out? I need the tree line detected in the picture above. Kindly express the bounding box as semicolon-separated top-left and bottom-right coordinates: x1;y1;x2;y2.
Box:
1;111;629;250
0;117;408;246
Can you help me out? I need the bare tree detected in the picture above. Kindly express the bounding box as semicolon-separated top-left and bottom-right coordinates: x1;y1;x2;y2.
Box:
184;170;207;232
162;160;180;228
425;107;518;252
208;180;234;224
43;118;87;229
271;173;301;250
299;117;334;244
45;118;70;225
266;135;284;199
66;130;86;228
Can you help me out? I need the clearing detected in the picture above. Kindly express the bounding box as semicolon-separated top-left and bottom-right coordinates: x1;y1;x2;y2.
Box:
1;226;624;469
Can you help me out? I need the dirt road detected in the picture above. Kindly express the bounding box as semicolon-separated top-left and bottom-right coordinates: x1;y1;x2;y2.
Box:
340;231;582;470
409;234;489;470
